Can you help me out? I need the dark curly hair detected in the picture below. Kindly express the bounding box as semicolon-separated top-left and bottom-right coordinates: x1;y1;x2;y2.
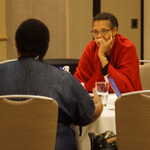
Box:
92;12;119;30
15;18;50;60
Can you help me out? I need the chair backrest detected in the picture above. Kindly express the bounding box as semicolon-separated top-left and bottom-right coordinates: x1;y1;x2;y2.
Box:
139;60;150;63
0;95;58;150
139;60;150;90
115;90;150;150
0;59;17;64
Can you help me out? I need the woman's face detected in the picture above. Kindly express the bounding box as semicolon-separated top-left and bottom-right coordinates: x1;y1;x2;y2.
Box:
92;20;117;41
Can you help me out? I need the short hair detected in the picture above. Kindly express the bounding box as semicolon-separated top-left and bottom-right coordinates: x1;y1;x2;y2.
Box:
15;18;50;60
92;12;119;30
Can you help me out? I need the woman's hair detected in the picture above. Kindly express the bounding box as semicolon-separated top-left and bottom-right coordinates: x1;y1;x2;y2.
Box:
92;12;119;30
15;18;50;60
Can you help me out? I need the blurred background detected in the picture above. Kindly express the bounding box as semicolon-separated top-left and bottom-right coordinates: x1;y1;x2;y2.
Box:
0;0;149;61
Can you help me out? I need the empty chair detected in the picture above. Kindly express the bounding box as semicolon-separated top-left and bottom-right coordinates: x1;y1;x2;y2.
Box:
0;95;58;150
115;90;150;150
139;60;150;90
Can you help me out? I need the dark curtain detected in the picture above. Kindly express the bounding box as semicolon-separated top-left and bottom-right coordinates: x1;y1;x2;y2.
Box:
93;0;100;17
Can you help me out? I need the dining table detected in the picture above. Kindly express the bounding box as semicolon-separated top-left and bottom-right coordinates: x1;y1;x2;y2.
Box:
71;94;118;150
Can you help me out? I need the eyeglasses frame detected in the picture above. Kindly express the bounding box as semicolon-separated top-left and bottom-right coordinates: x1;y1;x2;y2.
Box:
91;28;112;36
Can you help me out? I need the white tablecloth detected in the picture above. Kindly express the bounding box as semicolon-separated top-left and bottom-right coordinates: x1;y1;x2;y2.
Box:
71;94;117;150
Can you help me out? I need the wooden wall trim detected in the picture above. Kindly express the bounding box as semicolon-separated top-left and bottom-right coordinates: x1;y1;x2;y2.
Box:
0;36;7;41
141;0;144;60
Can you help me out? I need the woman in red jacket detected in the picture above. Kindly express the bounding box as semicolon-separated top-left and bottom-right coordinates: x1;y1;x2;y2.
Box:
74;12;142;93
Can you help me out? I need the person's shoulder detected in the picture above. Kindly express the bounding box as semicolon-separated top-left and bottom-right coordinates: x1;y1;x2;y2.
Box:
116;34;135;48
86;40;96;48
0;59;17;67
116;34;134;45
84;40;98;54
87;40;96;45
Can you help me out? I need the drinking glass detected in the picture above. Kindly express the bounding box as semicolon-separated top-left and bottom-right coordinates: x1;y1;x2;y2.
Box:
95;82;109;106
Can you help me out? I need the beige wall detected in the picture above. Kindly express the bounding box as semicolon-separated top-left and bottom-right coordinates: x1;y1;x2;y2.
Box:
5;0;66;59
101;0;141;59
67;0;93;59
0;0;7;60
2;0;93;60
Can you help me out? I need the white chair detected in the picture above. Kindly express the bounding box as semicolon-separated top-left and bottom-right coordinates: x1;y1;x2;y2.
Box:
0;95;58;150
115;90;150;150
139;60;150;63
0;59;17;64
139;60;150;90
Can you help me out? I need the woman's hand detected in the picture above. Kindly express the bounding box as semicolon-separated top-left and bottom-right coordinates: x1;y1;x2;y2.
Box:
92;88;103;122
95;33;115;58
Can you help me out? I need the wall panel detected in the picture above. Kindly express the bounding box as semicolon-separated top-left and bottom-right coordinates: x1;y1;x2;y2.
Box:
101;0;141;59
0;0;7;60
4;0;93;59
68;0;93;59
6;0;66;59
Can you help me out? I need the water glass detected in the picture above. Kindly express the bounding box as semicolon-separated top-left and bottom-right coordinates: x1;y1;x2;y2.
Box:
95;82;109;106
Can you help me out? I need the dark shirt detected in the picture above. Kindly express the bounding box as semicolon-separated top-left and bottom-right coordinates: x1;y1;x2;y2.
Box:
101;55;110;76
0;57;95;150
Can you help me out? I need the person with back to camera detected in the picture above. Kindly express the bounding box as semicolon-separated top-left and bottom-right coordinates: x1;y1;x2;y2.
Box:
74;12;142;93
0;18;103;150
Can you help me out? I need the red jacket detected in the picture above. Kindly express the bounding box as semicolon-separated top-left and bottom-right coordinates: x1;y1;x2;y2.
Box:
74;34;142;93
